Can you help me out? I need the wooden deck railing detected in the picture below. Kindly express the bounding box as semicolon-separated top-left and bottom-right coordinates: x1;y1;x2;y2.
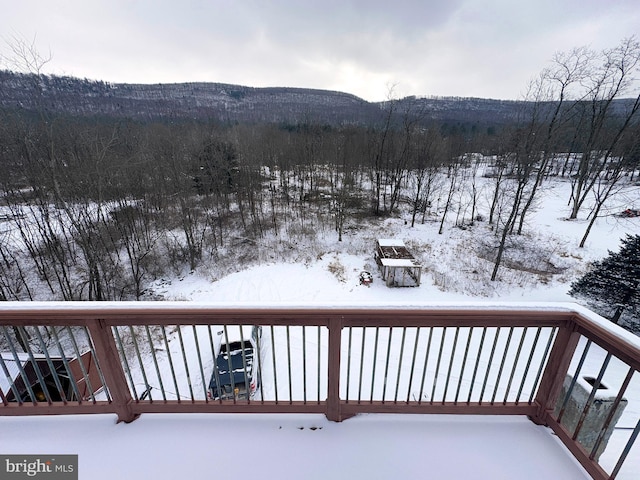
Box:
0;304;638;480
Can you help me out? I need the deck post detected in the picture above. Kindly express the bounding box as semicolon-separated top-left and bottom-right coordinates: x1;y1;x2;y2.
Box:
326;316;351;422
86;319;138;423
531;320;580;425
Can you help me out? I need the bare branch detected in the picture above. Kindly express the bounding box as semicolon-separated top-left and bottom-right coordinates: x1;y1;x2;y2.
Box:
1;32;52;75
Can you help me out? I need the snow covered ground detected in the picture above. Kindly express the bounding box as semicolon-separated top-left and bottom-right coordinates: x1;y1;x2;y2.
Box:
1;167;637;308
2;177;639;478
151;178;639;306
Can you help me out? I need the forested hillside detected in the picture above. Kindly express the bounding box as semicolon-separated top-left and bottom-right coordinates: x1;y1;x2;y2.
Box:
0;69;541;129
0;38;639;304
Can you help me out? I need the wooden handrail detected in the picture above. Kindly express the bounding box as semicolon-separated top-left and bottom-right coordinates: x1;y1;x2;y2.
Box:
1;304;638;480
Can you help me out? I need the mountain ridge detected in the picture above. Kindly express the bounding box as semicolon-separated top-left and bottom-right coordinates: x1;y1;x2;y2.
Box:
2;70;632;128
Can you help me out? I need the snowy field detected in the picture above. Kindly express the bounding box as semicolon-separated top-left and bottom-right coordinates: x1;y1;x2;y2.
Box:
150;178;639;306
2;176;639;478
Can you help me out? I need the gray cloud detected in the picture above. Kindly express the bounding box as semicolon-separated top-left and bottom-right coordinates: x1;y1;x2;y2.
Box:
1;0;638;101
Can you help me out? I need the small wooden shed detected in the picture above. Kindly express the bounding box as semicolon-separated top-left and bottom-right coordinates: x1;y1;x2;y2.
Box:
375;239;422;287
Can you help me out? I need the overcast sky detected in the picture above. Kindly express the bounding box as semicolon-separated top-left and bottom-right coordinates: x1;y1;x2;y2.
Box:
1;1;638;102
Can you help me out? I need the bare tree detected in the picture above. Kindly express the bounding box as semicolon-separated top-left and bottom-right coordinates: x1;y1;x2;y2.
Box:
438;150;460;235
487;151;512;226
1;33;52;78
569;37;640;219
579;114;640;247
516;47;591;233
407;128;444;227
370;97;396;216
490;124;545;280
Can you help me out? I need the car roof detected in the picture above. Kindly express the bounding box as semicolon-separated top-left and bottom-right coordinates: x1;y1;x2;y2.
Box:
209;345;254;389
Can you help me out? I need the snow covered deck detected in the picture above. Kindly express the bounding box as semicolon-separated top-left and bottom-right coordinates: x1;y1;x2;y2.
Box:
1;303;638;479
0;413;590;480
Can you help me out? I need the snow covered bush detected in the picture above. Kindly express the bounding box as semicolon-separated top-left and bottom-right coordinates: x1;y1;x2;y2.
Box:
327;257;347;283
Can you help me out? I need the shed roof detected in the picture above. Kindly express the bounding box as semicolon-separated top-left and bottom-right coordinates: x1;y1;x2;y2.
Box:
1;353;30;395
376;239;421;267
0;353;60;396
379;258;421;267
377;239;406;247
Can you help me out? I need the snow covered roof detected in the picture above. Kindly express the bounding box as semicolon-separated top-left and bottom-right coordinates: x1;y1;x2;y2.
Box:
377;238;406;247
378;258;420;267
376;238;421;268
0;352;61;396
0;353;31;395
1;352;37;362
